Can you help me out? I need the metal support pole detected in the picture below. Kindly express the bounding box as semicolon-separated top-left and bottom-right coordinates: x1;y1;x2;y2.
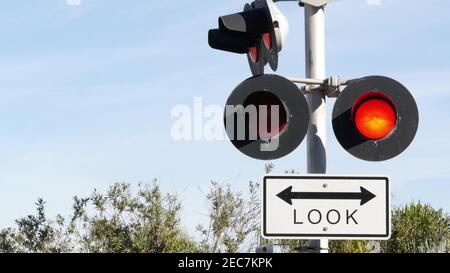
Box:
304;3;329;253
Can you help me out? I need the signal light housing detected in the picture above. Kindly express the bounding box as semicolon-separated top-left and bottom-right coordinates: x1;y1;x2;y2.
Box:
256;0;289;72
332;76;419;162
224;74;309;160
208;0;288;76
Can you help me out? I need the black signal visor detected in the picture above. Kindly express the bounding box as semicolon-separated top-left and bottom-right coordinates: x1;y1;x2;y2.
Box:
208;29;256;54
219;8;270;39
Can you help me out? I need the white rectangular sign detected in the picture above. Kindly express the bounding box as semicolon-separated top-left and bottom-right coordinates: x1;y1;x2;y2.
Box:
262;175;391;240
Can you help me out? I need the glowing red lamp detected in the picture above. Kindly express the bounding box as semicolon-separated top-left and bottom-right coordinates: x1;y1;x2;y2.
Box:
353;94;397;140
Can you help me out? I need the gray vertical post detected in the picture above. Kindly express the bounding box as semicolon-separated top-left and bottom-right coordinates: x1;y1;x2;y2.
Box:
304;3;329;253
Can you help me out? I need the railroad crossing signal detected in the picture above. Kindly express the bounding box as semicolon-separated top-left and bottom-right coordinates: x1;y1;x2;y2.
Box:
209;0;420;250
332;76;419;161
208;0;288;75
224;74;309;160
209;2;419;162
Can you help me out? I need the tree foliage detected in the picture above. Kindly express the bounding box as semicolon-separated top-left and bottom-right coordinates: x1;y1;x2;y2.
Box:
0;181;197;253
329;240;374;253
196;181;260;253
380;202;450;253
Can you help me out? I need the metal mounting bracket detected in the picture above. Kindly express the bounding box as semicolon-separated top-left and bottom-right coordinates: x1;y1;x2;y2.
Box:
287;75;348;97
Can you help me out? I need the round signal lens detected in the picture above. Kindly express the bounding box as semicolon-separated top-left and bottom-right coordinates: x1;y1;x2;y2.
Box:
354;97;397;140
262;32;272;50
249;47;258;63
244;91;287;139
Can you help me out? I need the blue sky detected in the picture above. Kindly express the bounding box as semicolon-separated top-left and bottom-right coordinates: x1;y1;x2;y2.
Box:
0;0;449;235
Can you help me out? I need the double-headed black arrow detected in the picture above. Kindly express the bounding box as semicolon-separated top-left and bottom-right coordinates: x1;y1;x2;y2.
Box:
277;186;376;206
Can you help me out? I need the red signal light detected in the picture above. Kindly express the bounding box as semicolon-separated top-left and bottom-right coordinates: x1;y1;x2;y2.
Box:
262;32;272;50
244;91;287;139
225;74;310;160
353;93;397;140
249;46;259;63
333;76;419;161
